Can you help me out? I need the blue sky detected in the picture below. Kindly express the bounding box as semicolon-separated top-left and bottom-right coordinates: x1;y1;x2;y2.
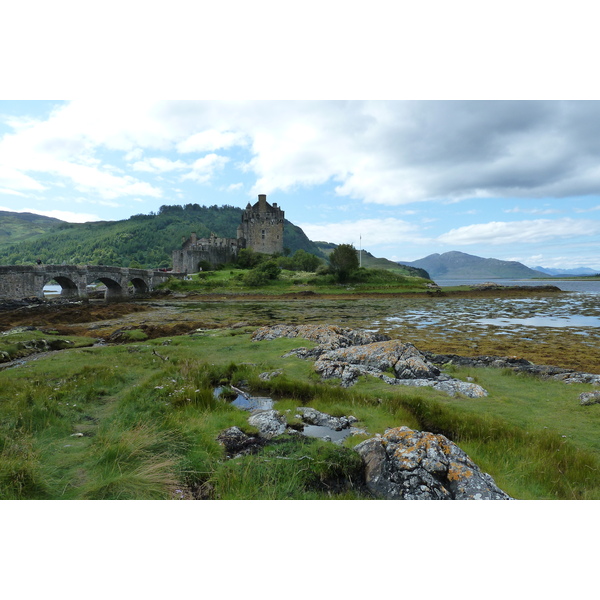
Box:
2;100;600;270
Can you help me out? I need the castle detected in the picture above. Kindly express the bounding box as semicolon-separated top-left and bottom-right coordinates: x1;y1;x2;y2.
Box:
172;194;285;273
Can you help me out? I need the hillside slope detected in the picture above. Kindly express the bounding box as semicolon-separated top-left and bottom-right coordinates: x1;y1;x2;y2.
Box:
0;204;325;268
399;251;547;279
315;242;431;279
0;211;64;247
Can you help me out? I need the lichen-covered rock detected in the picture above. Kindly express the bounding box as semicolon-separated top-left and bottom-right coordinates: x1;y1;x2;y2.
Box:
248;409;287;439
316;340;440;380
354;426;512;500
580;391;600;406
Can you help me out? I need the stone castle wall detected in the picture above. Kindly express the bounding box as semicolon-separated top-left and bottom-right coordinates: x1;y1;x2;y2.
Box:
238;194;285;256
173;194;284;272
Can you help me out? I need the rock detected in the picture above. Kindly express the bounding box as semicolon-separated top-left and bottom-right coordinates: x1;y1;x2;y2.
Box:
354;426;512;500
258;370;282;381
580;391;600;406
248;410;287;439
297;407;357;431
255;324;488;397
424;350;600;387
252;324;389;352
432;379;488;398
217;426;266;457
316;340;440;380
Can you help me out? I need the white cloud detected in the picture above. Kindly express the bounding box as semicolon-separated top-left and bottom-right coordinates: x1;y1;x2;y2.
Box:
436;218;600;246
6;100;600;216
1;207;101;222
183;153;229;183
504;206;561;215
177;130;247;153
0;188;27;197
0;165;46;191
132;157;188;173
298;217;431;247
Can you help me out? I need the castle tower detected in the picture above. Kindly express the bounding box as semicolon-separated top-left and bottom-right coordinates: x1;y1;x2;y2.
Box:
239;194;285;255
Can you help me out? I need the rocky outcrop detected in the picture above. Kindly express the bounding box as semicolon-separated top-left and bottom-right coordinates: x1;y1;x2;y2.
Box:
252;324;487;397
354;427;512;500
424;351;600;385
317;340;440;379
252;324;389;351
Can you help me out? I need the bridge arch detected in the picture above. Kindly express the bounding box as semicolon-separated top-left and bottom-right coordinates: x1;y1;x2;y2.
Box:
128;277;150;295
91;277;124;300
43;276;80;298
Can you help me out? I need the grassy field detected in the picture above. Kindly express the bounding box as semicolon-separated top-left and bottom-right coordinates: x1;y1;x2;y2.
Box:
161;267;434;296
2;325;599;500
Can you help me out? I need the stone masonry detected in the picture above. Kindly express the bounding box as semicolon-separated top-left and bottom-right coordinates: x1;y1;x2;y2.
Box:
172;194;285;272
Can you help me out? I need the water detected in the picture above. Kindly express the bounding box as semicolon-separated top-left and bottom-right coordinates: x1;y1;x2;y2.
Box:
43;284;61;296
213;386;274;411
302;424;354;442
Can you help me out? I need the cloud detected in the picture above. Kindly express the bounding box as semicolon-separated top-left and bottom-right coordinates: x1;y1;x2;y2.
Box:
6;100;600;210
177;130;248;153
183;153;229;183
436;218;600;246
504;206;561;215
1;207;101;222
298;217;431;248
132;157;188;173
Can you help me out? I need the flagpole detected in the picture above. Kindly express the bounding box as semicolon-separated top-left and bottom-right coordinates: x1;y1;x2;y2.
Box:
359;234;362;267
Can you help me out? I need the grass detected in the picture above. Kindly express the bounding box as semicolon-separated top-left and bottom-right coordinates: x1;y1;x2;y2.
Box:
162;267;432;296
2;326;600;499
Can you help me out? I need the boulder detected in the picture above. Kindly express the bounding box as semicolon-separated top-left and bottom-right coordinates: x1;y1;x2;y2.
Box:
296;407;358;431
217;426;266;457
354;426;512;500
316;340;440;380
248;409;287;439
580;391;600;406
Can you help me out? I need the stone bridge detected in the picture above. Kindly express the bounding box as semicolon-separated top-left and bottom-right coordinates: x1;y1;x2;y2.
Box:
0;265;182;301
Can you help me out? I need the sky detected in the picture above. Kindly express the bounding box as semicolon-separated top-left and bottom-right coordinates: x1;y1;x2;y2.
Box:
2;100;600;270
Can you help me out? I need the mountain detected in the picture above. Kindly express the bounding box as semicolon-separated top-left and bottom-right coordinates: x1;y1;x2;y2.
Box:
0;204;324;268
314;242;430;279
0;210;65;247
398;251;548;280
533;266;600;276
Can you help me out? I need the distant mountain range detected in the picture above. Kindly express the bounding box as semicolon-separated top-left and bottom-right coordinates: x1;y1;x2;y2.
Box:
398;251;548;280
532;266;600;276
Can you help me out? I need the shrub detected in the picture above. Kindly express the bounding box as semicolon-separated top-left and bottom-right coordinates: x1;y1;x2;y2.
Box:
329;244;359;283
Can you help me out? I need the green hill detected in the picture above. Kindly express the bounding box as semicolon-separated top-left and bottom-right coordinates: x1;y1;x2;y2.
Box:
314;242;431;279
400;251;547;280
0;211;64;247
0;204;325;268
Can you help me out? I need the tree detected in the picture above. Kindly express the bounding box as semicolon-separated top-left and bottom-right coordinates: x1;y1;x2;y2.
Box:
329;244;359;283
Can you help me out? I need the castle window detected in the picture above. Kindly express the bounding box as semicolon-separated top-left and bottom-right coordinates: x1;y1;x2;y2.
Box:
262;229;266;240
